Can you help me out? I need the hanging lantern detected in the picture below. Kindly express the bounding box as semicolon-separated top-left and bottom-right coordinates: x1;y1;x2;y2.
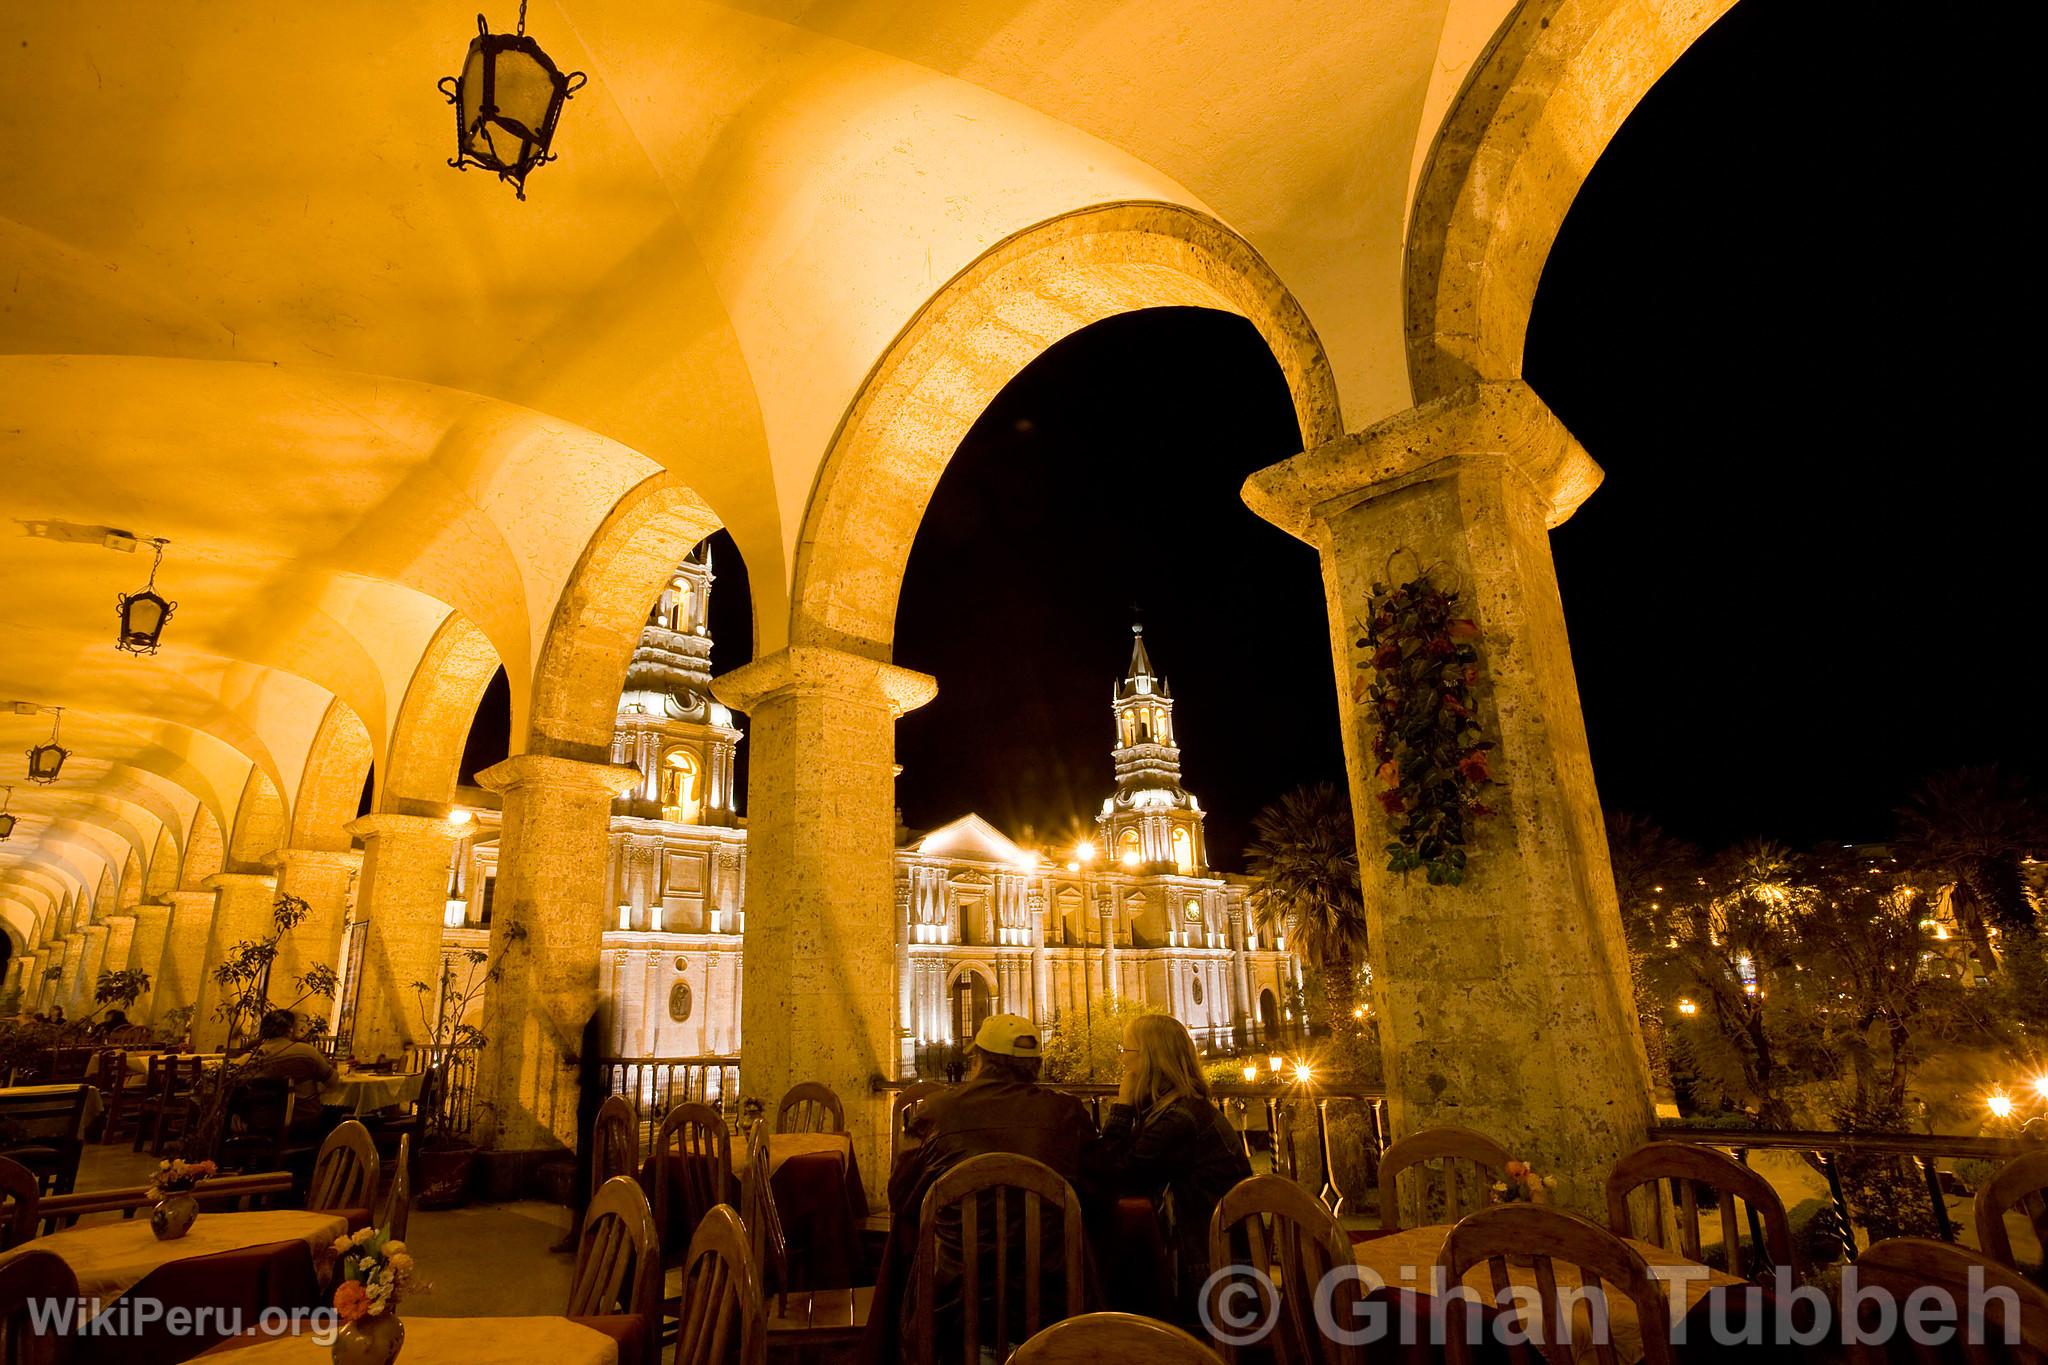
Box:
115;538;177;656
438;5;587;200
26;708;69;785
0;785;15;842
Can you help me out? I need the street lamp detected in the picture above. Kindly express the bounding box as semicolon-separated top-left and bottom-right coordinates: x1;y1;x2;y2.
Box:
1241;1062;1258;1084
1987;1091;2015;1120
2033;1075;2048;1102
438;6;588;199
25;708;69;785
115;538;176;655
1267;1054;1283;1077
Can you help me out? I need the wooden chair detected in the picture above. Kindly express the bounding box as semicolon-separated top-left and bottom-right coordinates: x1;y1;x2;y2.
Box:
568;1175;663;1365
1605;1140;1795;1282
1848;1238;2048;1363
1438;1204;1675;1365
214;1076;297;1171
107;1026;153;1047
1376;1125;1511;1231
741;1126;871;1354
308;1119;380;1213
594;1093;640;1201
1005;1312;1227;1365
0;1247;78;1365
132;1054;205;1155
41;1049;93;1083
382;1133;412;1242
654;1102;734;1261
1205;1174;1360;1365
675;1204;767;1365
910;1152;1086;1365
0;1087;90;1194
0;1157;37;1251
891;1081;944;1162
1974;1148;2048;1277
773;1083;845;1136
95;1050;154;1144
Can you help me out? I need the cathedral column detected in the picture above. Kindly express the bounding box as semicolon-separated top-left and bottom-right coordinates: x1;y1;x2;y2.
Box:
267;849;360;1009
474;754;639;1157
1030;890;1050;1024
152;890;216;1030
346;814;464;1061
894;879;916;1074
192;873;278;1049
1230;905;1254;1043
1243;379;1653;1212
713;646;936;1199
127;903;172;1021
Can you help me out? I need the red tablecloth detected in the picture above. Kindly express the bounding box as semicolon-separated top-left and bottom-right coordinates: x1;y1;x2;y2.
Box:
198;1313;645;1359
639;1144;866;1291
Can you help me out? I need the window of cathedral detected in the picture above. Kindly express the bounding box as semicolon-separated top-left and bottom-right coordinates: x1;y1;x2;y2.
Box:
1171;826;1193;873
661;748;701;823
1118;827;1141;866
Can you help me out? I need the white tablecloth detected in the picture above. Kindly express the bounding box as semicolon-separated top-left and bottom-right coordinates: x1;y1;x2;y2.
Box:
320;1069;425;1115
0;1209;349;1301
123;1051;227;1078
210;1316;620;1364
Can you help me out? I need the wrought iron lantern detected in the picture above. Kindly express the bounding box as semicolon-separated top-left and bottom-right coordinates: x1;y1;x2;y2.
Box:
25;708;68;785
0;785;15;842
438;5;587;200
116;538;177;656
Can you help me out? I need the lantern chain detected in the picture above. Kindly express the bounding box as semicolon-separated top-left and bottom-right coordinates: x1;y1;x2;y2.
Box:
516;0;527;35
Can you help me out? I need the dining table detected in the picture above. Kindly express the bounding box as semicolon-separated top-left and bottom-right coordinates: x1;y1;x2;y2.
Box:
199;1314;646;1364
0;1081;105;1139
1350;1223;1789;1364
0;1206;370;1365
122;1052;229;1078
318;1067;425;1116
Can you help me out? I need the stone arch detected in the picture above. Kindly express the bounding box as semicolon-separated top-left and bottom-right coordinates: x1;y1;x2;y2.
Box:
226;769;288;871
1405;0;1739;400
118;848;143;911
382;613;503;814
179;805;226;890
790;202;1341;660
525;472;723;760
292;699;375;851
145;824;181;898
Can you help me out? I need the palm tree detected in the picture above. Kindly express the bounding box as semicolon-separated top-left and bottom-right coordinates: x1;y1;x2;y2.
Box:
1896;767;2044;947
1245;783;1368;1065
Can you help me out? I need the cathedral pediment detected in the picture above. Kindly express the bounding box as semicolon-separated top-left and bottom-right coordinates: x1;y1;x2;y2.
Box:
912;814;1037;869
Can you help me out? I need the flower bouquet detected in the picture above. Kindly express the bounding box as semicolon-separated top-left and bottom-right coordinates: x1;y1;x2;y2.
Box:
146;1158;215;1241
1492;1159;1556;1205
329;1227;424;1365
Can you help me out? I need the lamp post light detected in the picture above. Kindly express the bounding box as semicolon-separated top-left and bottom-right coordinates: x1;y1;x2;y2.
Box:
439;5;588;199
115;538;176;655
25;708;69;785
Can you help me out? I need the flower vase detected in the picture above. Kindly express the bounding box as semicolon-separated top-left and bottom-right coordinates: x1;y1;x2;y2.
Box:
150;1194;199;1241
331;1313;405;1365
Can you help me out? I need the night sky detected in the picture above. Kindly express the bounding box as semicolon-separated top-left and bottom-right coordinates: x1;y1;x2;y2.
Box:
464;0;2042;860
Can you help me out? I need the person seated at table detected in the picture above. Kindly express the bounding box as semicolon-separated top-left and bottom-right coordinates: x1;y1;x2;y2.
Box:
1088;1013;1251;1323
93;1008;131;1038
884;1013;1099;1360
246;1009;336;1134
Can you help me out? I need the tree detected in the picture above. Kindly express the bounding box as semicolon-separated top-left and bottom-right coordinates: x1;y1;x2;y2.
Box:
1896;767;2045;954
1245;783;1369;1075
1042;995;1162;1084
1604;812;1701;1094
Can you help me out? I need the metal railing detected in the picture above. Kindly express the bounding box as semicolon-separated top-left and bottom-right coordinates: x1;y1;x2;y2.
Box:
400;1043;483;1137
598;1055;741;1148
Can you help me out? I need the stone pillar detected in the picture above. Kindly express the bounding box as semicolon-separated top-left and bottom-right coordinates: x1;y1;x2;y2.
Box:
193;873;279;1050
56;935;85;1016
3;957;22;1009
346;815;464;1061
473;754;639;1159
713;646;936;1202
268;849;361;1024
75;924;110;1017
152;890;215;1030
128;903;173;1021
102;915;138;979
1243;380;1653;1211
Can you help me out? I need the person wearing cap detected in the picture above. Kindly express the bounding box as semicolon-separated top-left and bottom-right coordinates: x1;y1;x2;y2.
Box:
882;1013;1098;1359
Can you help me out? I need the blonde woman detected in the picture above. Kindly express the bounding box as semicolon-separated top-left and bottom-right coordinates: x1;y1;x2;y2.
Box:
1093;1013;1251;1320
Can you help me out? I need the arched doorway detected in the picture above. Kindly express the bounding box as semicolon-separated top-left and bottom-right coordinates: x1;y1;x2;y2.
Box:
950;967;994;1046
1257;988;1280;1049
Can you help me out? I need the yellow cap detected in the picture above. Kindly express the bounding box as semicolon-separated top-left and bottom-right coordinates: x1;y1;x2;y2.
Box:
972;1013;1042;1058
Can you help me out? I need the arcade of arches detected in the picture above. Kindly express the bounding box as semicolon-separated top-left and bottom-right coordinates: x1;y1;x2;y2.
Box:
1;0;1738;1208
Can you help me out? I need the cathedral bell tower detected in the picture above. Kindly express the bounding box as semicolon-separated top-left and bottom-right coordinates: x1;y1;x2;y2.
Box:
612;543;742;826
1096;624;1207;873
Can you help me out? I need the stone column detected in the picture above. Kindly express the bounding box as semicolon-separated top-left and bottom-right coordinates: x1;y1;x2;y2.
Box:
268;849;361;1025
56;935;85;1015
473;754;639;1162
127;903;173;1021
346;814;464;1061
75;923;110;1017
151;891;215;1029
192;873;278;1050
713;646;936;1201
1243;380;1653;1211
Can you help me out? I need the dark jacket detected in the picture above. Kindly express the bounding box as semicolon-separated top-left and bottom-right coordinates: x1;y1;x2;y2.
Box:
1092;1094;1251;1311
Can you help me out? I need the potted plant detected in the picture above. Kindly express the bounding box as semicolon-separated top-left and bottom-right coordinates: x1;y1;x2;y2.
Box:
408;947;495;1209
329;1225;424;1364
146;1156;217;1240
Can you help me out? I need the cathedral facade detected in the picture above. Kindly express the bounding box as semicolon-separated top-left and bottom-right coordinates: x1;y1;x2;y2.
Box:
431;552;1301;1068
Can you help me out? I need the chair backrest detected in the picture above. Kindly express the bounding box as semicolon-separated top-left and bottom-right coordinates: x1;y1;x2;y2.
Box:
593;1094;640;1200
654;1102;733;1244
1376;1125;1511;1231
1205;1174;1360;1365
774;1082;845;1135
912;1151;1088;1365
675;1204;766;1365
0;1157;37;1251
738;1126;791;1309
0;1248;77;1365
382;1134;411;1243
309;1119;380;1213
42;1049;91;1083
1847;1238;2048;1364
1438;1204;1675;1365
569;1174;663;1365
220;1075;295;1154
1974;1149;2048;1275
892;1082;944;1161
108;1026;152;1047
1007;1311;1227;1364
1605;1140;1795;1282
0;1087;90;1141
